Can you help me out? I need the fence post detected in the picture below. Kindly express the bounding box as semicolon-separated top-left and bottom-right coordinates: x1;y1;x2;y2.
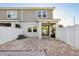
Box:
11;22;15;27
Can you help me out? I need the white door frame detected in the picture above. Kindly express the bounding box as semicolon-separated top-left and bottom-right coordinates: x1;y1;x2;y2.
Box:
38;21;59;39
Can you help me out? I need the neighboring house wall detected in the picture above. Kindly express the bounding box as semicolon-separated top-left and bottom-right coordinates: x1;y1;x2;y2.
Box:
0;9;21;20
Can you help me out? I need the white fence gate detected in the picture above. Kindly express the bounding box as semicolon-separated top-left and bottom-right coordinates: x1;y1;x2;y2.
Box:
58;25;79;48
0;27;23;44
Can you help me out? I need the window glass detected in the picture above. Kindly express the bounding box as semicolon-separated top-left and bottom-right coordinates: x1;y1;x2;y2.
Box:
28;27;32;32
15;24;20;28
7;11;17;19
8;14;11;18
43;11;46;18
12;11;17;18
37;11;47;18
38;11;41;18
33;27;37;32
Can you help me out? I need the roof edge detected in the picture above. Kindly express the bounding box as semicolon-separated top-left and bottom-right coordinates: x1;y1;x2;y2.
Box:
0;7;55;10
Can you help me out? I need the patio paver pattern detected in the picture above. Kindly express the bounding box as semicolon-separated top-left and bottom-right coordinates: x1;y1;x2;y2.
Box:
0;37;79;56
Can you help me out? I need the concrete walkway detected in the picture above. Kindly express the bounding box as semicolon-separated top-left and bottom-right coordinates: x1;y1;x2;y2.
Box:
0;37;79;56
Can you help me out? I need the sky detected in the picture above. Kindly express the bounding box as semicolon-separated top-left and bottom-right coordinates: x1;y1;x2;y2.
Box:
0;3;79;26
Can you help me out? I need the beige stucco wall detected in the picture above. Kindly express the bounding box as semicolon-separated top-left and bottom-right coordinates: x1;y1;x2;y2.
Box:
47;9;52;19
0;9;21;20
23;9;36;22
0;9;53;22
23;9;53;22
0;10;6;20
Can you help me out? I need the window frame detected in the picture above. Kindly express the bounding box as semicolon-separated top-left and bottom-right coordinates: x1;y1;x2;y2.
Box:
28;26;37;33
7;10;17;19
42;11;47;18
36;10;47;18
28;27;32;32
33;27;37;32
37;11;41;18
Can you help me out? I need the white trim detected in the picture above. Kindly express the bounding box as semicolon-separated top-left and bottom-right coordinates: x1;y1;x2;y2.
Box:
36;11;39;19
42;10;47;18
36;11;42;18
41;11;43;18
55;22;59;39
21;9;23;21
52;9;53;19
11;22;15;27
6;10;17;19
0;20;21;22
36;10;47;19
36;19;60;22
28;27;33;32
49;24;52;37
33;27;37;32
0;7;55;10
38;22;42;39
27;26;37;33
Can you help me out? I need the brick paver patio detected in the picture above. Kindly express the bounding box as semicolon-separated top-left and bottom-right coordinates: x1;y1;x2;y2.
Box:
0;37;79;56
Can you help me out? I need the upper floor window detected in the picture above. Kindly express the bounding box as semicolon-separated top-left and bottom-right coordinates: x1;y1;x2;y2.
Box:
7;10;17;19
43;11;47;18
37;11;47;18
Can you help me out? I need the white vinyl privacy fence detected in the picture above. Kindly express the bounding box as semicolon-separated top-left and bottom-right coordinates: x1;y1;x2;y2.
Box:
58;25;79;48
0;27;23;44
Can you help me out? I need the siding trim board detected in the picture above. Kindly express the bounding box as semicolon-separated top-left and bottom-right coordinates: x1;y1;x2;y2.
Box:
21;9;23;21
0;7;55;10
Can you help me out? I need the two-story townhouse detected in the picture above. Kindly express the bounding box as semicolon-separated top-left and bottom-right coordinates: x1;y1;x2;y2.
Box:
0;7;60;39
